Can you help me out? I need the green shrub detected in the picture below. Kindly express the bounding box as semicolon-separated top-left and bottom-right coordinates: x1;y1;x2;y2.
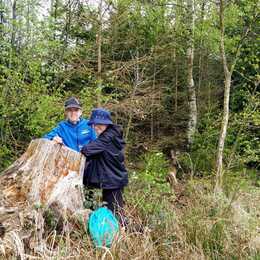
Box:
127;151;174;227
26;94;63;137
141;151;171;192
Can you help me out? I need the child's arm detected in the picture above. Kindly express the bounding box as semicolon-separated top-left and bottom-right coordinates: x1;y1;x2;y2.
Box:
43;125;61;140
81;139;105;158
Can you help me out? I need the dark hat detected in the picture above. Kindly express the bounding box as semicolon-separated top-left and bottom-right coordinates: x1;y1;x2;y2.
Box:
64;97;82;110
88;108;113;125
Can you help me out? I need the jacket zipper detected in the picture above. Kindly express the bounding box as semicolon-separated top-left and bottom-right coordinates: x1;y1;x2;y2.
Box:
76;126;79;150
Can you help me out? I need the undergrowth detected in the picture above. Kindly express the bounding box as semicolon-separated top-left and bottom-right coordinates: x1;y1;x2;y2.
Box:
1;151;259;259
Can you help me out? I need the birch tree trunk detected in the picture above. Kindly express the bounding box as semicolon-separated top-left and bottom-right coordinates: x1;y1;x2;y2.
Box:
186;0;197;147
215;0;251;192
11;0;16;48
215;0;232;192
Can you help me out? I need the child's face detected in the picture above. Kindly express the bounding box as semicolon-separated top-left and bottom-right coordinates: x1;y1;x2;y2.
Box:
65;108;82;124
93;124;108;135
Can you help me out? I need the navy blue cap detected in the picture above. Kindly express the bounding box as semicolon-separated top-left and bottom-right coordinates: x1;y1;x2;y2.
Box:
88;108;113;125
64;97;82;109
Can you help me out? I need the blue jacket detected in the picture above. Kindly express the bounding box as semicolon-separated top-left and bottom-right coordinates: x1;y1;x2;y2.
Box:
43;118;96;152
81;125;128;189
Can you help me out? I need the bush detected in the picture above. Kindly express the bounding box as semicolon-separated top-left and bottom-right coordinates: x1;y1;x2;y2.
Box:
26;94;64;137
127;151;174;228
138;151;172;197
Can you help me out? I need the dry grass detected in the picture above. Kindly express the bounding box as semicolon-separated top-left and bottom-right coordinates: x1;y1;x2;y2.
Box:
0;176;260;260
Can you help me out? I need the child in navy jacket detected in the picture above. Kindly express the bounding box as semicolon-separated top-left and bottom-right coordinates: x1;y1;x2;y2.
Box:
81;108;128;226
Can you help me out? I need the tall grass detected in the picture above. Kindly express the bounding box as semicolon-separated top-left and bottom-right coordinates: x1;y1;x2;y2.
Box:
1;152;259;259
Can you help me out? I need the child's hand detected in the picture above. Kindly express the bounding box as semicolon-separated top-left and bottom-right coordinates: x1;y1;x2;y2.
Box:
53;136;63;144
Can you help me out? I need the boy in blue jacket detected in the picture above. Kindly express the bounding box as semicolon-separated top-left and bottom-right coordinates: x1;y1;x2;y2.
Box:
81;108;128;226
43;97;96;152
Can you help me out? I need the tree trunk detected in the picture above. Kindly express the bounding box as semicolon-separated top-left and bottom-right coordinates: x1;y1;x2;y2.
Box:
197;1;205;99
96;0;103;107
215;0;231;193
215;0;251;193
151;60;156;140
186;0;197;147
51;0;58;40
26;0;30;44
173;47;178;112
11;0;16;48
0;0;4;37
61;0;72;60
125;50;140;142
215;74;231;191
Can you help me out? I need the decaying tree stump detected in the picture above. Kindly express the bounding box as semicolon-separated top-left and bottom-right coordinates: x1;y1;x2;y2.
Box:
0;138;89;258
0;138;86;213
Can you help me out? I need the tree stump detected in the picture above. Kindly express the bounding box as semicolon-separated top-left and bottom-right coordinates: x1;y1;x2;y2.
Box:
0;138;86;213
0;139;89;258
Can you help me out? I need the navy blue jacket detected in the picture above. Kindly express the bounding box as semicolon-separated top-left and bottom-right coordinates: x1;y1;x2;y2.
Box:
81;125;128;189
43;118;96;152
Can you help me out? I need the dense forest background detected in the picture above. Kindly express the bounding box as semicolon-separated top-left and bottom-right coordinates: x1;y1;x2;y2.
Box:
0;0;259;258
0;0;259;174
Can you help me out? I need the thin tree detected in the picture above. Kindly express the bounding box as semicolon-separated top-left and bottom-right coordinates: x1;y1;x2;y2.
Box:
186;0;197;147
0;0;4;37
215;0;251;192
125;50;140;142
197;0;206;98
96;0;103;107
11;0;16;48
